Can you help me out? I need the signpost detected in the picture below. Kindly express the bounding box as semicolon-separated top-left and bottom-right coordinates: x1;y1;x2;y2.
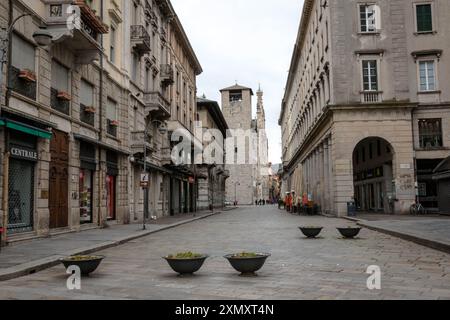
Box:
140;173;150;188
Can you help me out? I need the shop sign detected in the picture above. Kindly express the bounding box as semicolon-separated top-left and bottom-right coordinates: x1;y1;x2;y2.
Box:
10;145;38;161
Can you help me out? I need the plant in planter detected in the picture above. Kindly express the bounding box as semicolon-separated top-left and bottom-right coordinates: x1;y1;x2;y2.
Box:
163;252;209;275
60;255;104;276
57;91;72;101
337;226;362;239
224;252;271;276
83;106;96;114
18;69;36;82
299;226;323;238
109;120;119;126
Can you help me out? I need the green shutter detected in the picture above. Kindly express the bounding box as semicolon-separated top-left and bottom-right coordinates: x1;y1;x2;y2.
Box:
416;4;433;32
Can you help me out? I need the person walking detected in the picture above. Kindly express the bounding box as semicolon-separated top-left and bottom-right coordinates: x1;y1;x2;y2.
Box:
292;191;297;214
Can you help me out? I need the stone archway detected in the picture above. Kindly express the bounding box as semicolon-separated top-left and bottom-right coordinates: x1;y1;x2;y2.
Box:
352;137;395;214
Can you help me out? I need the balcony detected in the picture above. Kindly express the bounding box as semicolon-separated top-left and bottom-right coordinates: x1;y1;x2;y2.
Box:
130;131;154;155
144;92;171;120
43;0;109;64
131;25;151;56
160;64;174;86
360;91;383;104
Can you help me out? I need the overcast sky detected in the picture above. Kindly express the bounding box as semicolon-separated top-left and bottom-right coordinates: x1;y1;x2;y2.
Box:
172;0;304;164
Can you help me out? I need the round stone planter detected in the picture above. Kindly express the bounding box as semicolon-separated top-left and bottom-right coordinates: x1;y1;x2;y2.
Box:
337;227;362;239
224;253;271;276
60;255;104;276
163;255;209;275
299;227;323;238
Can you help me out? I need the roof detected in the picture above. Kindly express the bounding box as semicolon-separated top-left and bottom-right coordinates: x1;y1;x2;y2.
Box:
197;97;229;135
220;84;254;96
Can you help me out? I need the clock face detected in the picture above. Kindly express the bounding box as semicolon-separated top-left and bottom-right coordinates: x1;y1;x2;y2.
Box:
50;4;62;17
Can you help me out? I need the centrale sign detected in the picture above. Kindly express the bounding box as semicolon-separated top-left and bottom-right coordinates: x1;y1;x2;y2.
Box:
10;147;38;161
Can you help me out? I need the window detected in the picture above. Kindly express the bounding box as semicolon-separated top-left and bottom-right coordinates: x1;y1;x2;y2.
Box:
110;25;116;63
359;4;377;33
107;98;118;137
416;3;433;33
229;90;243;102
419;60;436;91
131;52;140;83
51;60;70;114
418;119;443;149
10;34;36;100
80;80;95;126
362;60;378;91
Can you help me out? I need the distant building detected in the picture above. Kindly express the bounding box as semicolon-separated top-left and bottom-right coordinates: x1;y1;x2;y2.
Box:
221;84;269;205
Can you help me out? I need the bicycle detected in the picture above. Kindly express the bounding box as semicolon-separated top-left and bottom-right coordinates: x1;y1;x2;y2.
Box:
410;202;427;215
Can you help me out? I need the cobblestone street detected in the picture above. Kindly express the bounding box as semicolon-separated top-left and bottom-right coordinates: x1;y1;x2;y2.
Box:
0;206;449;300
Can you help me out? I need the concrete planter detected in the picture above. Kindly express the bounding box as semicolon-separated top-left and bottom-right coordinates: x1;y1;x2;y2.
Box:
337;227;362;239
60;255;104;276
163;255;209;275
224;253;271;276
299;227;323;238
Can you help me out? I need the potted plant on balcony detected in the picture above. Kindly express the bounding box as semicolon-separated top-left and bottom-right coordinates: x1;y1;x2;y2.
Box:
57;91;72;101
337;226;362;239
163;252;209;275
299;226;323;238
18;69;36;82
224;252;271;276
109;120;119;126
60;255;105;276
83;106;96;114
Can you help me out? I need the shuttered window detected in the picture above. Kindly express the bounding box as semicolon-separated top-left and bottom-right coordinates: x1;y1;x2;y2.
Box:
11;34;35;71
416;4;433;32
51;60;69;92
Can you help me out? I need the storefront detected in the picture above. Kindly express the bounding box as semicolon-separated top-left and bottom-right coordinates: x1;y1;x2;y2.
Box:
106;151;118;221
79;142;96;224
7;131;38;234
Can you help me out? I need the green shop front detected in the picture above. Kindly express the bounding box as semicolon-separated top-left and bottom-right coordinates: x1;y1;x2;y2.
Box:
0;117;52;235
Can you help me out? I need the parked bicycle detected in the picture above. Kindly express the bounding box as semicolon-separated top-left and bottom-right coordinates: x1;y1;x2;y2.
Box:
410;202;427;215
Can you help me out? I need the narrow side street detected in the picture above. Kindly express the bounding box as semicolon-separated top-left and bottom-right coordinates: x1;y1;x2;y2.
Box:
1;206;449;300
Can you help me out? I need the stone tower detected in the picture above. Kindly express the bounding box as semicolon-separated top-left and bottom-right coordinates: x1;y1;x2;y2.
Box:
220;84;255;205
255;86;270;201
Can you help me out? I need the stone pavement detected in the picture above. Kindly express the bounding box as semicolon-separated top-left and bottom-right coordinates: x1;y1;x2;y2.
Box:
0;206;449;300
0;210;229;281
344;214;450;254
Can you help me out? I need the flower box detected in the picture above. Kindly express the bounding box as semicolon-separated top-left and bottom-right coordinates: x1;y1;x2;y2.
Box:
83;106;96;114
109;120;119;126
57;91;72;101
18;69;36;82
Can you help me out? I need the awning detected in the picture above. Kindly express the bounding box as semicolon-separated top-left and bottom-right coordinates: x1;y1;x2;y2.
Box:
135;160;173;175
0;118;52;139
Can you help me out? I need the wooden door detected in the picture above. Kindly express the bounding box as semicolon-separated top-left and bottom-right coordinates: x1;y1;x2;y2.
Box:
49;130;69;229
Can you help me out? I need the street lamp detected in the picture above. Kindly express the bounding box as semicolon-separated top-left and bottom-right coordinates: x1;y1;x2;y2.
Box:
142;119;168;230
1;15;53;65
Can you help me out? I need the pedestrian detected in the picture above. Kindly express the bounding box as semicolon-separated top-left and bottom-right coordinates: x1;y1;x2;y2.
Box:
255;199;258;206
263;199;266;206
292;191;297;214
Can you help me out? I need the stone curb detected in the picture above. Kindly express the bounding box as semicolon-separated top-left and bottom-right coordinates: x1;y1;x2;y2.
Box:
0;209;234;282
342;216;450;254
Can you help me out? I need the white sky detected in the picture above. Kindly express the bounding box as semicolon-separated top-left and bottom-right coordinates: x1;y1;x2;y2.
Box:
172;0;304;164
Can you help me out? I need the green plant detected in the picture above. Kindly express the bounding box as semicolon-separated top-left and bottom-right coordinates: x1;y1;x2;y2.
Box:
167;252;203;259
65;255;102;261
231;252;260;258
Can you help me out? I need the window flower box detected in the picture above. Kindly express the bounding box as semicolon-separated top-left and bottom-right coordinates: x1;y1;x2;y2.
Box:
109;120;119;126
83;106;96;114
57;91;72;101
18;69;36;82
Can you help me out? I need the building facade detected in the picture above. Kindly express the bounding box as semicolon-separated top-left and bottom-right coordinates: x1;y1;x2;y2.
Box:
0;0;201;244
279;0;450;216
221;84;269;205
196;97;229;210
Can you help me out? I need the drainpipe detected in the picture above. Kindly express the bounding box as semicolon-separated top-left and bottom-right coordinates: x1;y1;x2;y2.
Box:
98;0;105;227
